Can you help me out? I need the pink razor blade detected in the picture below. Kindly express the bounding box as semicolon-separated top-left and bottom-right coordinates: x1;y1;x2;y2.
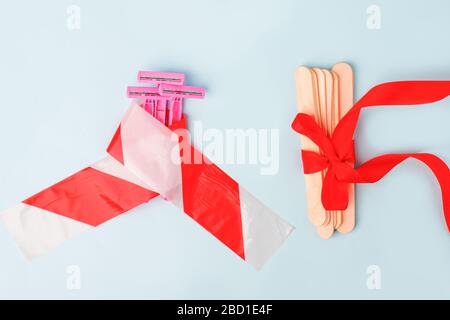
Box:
138;71;185;85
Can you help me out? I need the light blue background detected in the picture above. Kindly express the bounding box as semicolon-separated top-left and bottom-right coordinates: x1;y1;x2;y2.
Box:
0;0;449;299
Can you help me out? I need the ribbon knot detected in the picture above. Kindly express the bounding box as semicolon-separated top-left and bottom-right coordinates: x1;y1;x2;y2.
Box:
292;112;357;210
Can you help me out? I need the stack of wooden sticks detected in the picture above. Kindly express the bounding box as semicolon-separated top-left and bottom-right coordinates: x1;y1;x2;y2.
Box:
294;63;356;239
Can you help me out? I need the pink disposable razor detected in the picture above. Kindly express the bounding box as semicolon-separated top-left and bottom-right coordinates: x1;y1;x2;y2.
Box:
127;86;169;123
159;84;205;123
128;71;205;126
127;86;158;119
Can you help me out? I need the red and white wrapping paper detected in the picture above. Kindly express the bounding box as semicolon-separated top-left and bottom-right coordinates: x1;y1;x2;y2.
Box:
1;103;293;269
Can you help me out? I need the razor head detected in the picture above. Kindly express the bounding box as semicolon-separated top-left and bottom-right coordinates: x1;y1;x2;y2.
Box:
127;86;165;100
159;84;205;99
137;71;185;85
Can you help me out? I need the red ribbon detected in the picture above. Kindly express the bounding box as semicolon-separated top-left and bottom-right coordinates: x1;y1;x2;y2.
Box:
291;81;450;231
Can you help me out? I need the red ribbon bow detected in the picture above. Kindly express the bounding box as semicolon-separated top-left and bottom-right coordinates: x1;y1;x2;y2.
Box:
291;81;450;231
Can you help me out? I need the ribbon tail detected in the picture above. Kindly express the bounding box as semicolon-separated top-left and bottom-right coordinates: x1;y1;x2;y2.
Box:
332;81;450;160
321;167;350;210
355;153;450;231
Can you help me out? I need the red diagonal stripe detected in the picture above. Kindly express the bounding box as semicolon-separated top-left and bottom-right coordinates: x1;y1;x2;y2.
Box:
23;167;158;226
180;145;245;259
